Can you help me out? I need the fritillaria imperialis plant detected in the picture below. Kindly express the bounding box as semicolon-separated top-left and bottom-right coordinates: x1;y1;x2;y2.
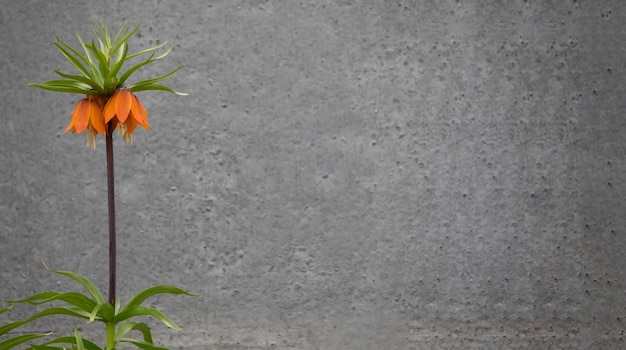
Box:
0;19;192;350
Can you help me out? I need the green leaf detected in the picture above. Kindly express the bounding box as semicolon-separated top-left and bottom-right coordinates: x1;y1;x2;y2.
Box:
114;306;182;331
89;302;114;323
123;285;194;312
0;306;92;336
26;83;94;95
128;83;187;96
125;42;168;60
30;79;93;91
6;291;96;314
51;270;105;305
87;41;110;78
56;36;102;89
152;46;173;61
117;52;156;86
111;42;126;66
115;321;153;343
0;332;52;350
96;36;106;56
54;38;91;78
30;344;68;350
119;46;173;86
108;19;125;49
118;338;170;350
111;23;140;59
74;30;95;67
6;291;59;304
0;319;28;336
53;70;102;91
0;304;13;314
92;17;110;48
43;336;102;350
127;65;184;90
65;34;103;88
74;327;85;350
107;43;128;80
5;291;58;303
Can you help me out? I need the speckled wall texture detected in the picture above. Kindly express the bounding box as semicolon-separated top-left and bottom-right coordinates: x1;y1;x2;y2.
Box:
1;1;626;349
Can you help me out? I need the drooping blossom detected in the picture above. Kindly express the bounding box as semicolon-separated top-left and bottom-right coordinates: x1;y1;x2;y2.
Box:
104;89;150;144
64;95;106;148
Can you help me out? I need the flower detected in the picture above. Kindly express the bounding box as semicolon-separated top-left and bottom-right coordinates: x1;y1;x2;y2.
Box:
28;19;186;148
64;95;106;148
104;89;150;144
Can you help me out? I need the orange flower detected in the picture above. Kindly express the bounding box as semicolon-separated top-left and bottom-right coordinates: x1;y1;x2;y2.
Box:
104;89;150;144
64;95;106;148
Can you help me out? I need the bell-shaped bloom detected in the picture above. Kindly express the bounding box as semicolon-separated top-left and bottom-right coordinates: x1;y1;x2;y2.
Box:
64;95;106;148
104;89;150;144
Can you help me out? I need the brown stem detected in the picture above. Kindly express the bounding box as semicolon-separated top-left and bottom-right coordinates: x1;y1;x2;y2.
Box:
106;122;116;306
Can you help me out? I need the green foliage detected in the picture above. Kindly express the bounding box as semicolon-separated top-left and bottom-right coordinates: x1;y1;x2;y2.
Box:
0;269;193;350
27;18;186;96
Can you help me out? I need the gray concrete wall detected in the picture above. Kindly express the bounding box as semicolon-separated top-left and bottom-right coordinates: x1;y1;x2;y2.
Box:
1;1;625;349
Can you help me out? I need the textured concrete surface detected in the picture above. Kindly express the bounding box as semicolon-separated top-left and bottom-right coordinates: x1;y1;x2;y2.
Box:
2;1;626;349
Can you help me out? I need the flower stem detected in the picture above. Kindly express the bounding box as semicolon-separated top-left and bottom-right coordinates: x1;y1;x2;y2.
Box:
106;123;116;307
106;321;116;350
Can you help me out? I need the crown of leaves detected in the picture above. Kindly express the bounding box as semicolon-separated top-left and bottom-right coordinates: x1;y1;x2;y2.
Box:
28;18;186;97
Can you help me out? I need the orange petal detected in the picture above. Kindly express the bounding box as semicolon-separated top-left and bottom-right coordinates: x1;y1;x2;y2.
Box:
136;95;150;129
90;101;106;135
64;111;77;134
103;93;117;123
124;115;138;135
130;94;150;129
115;90;132;123
64;100;82;133
63;122;75;134
73;99;90;134
93;95;105;108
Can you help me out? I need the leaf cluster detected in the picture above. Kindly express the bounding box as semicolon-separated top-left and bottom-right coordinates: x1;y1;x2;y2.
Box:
27;18;186;97
0;269;194;350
